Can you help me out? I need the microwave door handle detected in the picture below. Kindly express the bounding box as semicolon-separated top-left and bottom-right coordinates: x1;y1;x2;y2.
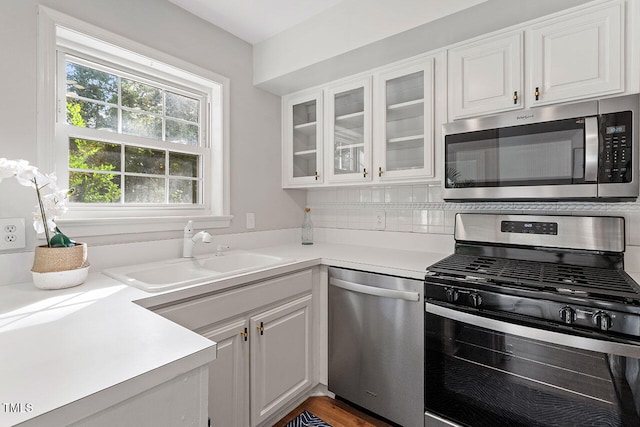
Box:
426;302;640;358
584;116;599;182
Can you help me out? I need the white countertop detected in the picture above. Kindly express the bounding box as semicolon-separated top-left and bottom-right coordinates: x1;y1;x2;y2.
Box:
0;242;446;426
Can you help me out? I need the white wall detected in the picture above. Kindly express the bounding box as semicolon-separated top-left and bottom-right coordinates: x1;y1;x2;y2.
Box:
0;0;306;254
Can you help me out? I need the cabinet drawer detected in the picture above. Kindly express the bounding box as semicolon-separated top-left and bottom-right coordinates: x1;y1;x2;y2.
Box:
154;269;312;331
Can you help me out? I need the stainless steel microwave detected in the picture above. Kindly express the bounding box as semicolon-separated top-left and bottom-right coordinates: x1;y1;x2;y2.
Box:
443;94;639;201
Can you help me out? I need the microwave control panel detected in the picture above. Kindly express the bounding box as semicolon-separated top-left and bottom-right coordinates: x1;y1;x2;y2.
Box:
599;111;632;183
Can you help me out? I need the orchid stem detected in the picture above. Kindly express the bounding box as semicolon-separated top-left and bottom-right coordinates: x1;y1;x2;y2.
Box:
33;177;51;247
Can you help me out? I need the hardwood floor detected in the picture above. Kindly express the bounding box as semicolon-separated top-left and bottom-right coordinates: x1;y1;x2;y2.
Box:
272;396;395;427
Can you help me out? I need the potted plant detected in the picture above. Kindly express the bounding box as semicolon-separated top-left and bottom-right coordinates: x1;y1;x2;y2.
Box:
0;158;89;289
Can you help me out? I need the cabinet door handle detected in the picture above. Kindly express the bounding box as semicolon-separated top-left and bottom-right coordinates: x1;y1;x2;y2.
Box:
378;167;384;177
240;328;248;341
363;168;368;178
257;322;264;335
535;87;540;101
513;91;518;105
314;171;319;181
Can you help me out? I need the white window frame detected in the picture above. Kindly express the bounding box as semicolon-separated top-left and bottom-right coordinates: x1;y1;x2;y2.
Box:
37;6;231;238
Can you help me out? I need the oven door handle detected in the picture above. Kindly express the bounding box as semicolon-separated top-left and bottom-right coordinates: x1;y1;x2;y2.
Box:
330;278;420;301
426;302;640;358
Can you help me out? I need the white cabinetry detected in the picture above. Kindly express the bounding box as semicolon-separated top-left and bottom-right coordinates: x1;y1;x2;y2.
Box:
375;57;435;180
283;91;323;186
527;1;624;106
326;77;372;183
153;269;315;427
448;0;626;120
448;32;523;119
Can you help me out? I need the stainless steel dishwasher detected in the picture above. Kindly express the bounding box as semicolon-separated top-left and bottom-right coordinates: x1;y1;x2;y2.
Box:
328;267;424;427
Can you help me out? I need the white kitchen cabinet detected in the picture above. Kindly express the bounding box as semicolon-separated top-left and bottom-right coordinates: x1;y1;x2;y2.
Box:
527;1;624;106
326;77;372;183
250;295;313;426
448;1;626;120
375;57;435;180
152;268;316;427
282;91;323;187
448;32;523;119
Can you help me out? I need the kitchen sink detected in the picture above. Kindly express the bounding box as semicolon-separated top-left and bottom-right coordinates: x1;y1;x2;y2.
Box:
103;251;294;292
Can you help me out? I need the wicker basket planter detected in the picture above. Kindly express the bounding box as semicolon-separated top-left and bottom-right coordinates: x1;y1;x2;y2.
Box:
31;243;90;289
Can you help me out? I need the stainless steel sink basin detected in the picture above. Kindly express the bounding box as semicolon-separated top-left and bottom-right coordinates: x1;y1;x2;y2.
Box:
103;251;294;292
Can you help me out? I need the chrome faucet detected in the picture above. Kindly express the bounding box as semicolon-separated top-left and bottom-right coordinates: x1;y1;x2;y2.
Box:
183;220;213;258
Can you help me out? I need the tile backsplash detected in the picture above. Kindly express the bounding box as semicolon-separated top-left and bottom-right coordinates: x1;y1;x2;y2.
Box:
306;183;640;246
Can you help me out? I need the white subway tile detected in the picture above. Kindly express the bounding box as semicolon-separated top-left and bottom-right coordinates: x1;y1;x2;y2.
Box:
412;185;428;202
359;188;372;203
371;188;384;203
385;187;399;203
413;209;429;225
398;186;413;203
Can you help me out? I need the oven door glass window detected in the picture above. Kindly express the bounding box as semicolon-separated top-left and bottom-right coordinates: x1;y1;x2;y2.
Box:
445;118;587;189
425;312;640;427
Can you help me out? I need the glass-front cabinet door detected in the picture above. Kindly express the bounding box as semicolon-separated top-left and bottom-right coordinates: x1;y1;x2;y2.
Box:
376;58;434;181
327;78;372;183
283;91;323;187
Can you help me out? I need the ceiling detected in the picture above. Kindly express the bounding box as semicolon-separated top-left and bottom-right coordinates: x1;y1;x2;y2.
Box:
169;0;487;45
169;0;347;44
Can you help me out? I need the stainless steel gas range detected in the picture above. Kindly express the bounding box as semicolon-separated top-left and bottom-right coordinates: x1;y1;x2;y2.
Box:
424;213;640;427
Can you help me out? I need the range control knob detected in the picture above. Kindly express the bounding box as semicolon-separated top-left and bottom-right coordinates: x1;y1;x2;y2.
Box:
592;311;613;331
469;292;482;308
559;306;576;324
445;288;459;303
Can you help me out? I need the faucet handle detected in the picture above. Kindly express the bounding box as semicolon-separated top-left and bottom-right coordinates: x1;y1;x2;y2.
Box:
184;220;194;234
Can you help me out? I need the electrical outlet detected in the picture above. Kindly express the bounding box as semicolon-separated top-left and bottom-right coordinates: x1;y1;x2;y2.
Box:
375;211;386;230
246;213;256;230
0;218;26;250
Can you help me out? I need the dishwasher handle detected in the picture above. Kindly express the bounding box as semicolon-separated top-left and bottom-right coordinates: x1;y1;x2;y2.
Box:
329;277;421;302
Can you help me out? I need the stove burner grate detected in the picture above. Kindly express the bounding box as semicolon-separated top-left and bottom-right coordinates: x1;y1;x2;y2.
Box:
429;254;640;301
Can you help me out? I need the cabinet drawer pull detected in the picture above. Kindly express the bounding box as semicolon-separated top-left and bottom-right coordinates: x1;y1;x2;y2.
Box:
535;87;540;101
513;91;518;104
257;322;264;335
240;328;248;341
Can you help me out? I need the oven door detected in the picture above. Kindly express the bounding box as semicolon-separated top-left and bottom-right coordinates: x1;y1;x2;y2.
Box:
443;114;599;201
425;302;640;427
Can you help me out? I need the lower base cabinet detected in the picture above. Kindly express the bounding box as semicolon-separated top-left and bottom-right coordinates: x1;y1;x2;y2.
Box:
152;268;316;427
204;295;312;427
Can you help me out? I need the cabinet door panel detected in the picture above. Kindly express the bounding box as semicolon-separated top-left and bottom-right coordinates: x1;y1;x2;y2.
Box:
250;295;312;426
377;58;435;180
283;91;323;187
448;32;523;119
201;319;249;427
527;2;624;106
327;78;372;183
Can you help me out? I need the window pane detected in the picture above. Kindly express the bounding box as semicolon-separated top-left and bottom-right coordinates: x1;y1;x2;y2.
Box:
67;99;117;131
124;176;165;203
69;138;121;171
122;79;163;114
169;179;198;204
169;152;198;177
166;119;199;146
66;61;118;103
122;110;162;139
125;146;165;174
69;171;121;203
166;92;199;122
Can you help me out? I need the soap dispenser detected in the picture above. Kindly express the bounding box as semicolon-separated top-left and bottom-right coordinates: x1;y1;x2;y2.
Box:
301;207;313;245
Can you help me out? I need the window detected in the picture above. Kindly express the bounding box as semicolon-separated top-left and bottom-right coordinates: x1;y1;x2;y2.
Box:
38;7;231;237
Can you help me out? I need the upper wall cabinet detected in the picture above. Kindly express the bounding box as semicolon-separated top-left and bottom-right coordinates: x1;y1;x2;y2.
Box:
448;32;523;119
326;77;373;184
375;58;435;181
448;0;626;120
527;1;624;107
282;91;324;187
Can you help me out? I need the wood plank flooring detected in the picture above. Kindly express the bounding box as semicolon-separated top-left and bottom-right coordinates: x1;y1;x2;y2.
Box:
272;396;395;427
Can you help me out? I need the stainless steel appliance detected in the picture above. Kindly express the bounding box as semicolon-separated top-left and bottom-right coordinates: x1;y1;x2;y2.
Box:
424;213;640;427
328;267;424;427
443;94;639;201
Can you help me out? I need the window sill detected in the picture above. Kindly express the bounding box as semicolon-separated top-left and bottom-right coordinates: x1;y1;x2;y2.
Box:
55;215;233;239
